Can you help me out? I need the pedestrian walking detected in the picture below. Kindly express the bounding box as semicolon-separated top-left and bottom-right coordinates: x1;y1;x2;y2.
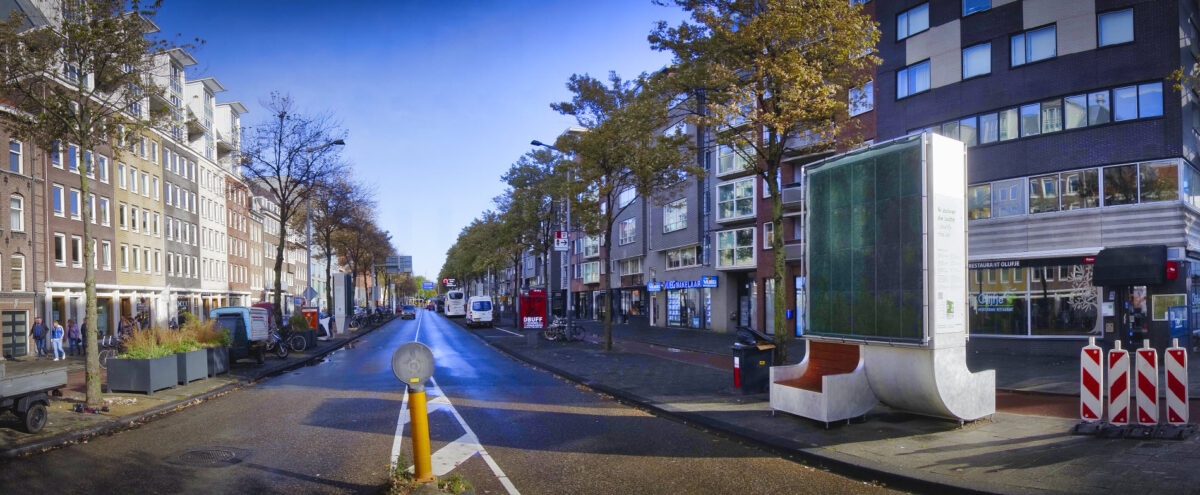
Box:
118;316;131;337
30;317;46;359
66;319;81;356
50;320;65;361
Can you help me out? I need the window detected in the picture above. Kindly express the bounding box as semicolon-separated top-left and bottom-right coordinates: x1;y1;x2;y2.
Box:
152;177;159;200
896;3;929;41
67;145;78;173
1140;161;1178;203
959;116;978;146
1098;9;1133;47
941;121;959;140
717;178;754;220
663;199;687;233
1040;99;1063;133
618;188;636;208
99;198;109;226
962;43;991;79
968;184;991;219
68;189;80;219
129;167;138;194
1061;169;1099;210
963;0;989;16
666;245;701;270
716;227;755;268
132;246;140;272
897;60;930;99
717;145;750;175
998;108;1019;140
619;257;643;276
1064;95;1087;129
1029;174;1059;213
7;140;20;173
849;81;874;116
1020;103;1040;137
70;236;82;267
153;213;160;236
1113;85;1138;121
130;206;139;232
1011;25;1056;66
53;233;65;265
117;163;126;189
52;185;64;216
1088;90;1111;125
619;217;637;245
9;195;21;232
1103;164;1138;206
992;178;1025;217
101;241;111;270
9;255;22;291
763;222;774;249
97;155;108;183
979;113;998;144
51;142;61;168
141;173;149;197
119;244;128;271
1138;82;1163;118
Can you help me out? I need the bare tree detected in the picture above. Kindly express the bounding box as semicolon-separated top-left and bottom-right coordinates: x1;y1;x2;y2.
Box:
241;93;347;325
291;176;373;311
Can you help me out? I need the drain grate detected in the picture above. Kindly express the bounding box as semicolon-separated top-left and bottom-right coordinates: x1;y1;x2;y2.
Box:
167;447;245;467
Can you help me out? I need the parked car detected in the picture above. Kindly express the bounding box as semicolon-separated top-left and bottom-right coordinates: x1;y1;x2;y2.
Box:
400;304;417;320
465;296;494;328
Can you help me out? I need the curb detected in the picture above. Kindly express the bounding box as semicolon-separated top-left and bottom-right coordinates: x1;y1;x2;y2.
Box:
453;320;1002;495
0;318;396;459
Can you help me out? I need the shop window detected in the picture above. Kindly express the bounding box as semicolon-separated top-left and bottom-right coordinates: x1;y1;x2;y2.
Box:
1028;174;1058;213
968;184;991;219
1060;169;1099;210
1030;264;1097;336
1103;164;1138;205
1139;161;1178;202
969;267;1029;336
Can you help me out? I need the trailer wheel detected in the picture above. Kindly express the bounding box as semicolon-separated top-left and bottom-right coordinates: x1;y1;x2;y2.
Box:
21;402;47;433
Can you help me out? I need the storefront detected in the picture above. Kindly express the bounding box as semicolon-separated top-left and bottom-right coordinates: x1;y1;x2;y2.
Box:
968;256;1101;338
649;276;716;330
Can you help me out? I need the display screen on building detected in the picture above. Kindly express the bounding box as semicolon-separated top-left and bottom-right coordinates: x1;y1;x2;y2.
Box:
806;135;928;343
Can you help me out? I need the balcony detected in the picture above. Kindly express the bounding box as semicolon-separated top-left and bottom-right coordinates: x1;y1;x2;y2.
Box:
785;242;804;262
782;182;803;211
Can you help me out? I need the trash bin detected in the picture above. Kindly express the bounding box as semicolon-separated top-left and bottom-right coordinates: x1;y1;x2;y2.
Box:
732;326;775;394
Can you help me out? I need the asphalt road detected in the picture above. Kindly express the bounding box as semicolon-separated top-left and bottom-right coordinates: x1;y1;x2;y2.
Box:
0;310;897;494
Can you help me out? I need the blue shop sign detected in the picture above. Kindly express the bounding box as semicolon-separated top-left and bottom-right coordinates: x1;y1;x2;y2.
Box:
647;282;663;292
660;278;718;290
701;276;718;288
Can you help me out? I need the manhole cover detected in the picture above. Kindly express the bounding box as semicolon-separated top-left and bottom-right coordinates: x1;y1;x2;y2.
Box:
167;448;245;467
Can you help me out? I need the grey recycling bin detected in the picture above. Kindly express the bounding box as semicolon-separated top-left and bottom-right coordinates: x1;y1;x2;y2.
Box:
732;326;775;394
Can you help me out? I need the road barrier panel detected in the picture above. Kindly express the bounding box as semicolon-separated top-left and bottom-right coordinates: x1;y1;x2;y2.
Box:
733;356;741;388
1136;340;1159;426
1080;337;1104;422
1108;340;1130;426
1166;338;1189;426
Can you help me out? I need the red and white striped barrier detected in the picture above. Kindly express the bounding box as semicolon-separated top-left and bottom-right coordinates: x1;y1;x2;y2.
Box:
1080;337;1104;422
733;356;741;388
1136;340;1159;426
1108;341;1130;425
1166;338;1189;425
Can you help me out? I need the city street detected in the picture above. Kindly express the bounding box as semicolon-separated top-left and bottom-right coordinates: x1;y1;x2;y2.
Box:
0;310;892;494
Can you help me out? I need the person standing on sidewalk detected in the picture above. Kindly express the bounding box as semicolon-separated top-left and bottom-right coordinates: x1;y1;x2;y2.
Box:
50;320;65;361
66;319;81;356
30;317;46;359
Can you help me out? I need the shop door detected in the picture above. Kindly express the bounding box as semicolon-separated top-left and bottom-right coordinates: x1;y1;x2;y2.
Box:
96;298;111;337
650;294;657;327
119;298;131;319
1;311;27;357
52;297;65;326
1115;286;1149;349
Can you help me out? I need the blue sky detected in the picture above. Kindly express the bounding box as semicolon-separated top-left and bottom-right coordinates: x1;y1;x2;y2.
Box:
154;1;685;279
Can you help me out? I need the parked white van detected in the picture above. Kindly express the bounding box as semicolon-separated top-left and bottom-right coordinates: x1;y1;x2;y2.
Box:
466;296;494;327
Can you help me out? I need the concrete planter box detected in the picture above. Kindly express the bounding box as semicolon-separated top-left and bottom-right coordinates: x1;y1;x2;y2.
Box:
297;329;316;350
177;349;207;385
107;355;177;395
206;346;230;377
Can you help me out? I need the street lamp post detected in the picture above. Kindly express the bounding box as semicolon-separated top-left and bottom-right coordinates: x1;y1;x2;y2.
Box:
304;139;345;309
531;139;569;334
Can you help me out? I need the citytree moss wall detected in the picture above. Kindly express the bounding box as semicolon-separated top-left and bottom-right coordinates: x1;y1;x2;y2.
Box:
807;135;925;343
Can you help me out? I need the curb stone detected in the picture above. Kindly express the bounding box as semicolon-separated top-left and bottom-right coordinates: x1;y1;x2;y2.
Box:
0;318;396;458
450;319;1002;495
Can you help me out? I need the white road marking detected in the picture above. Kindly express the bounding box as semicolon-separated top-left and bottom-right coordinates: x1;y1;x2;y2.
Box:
491;326;521;337
389;313;521;494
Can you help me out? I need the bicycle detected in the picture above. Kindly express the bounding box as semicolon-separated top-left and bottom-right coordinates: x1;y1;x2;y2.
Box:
265;330;289;359
98;334;122;369
278;326;307;353
541;317;585;342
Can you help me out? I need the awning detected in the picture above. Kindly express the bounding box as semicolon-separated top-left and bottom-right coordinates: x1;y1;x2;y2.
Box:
1092;245;1166;287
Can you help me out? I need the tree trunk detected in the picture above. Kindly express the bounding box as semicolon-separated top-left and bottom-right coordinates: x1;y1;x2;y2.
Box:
324;233;334;312
272;224;287;327
80;137;100;407
601;213;614;351
770;168;788;365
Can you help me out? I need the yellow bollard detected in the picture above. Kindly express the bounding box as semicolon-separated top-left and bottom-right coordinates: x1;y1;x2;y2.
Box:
408;389;435;483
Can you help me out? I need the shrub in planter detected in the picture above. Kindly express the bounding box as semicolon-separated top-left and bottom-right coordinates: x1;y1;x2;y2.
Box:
289;312;315;350
107;330;177;395
188;319;232;376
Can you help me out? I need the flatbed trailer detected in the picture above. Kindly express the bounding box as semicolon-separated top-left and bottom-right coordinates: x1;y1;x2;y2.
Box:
0;364;67;433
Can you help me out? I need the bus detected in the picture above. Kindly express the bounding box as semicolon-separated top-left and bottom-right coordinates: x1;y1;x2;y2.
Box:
444;290;466;317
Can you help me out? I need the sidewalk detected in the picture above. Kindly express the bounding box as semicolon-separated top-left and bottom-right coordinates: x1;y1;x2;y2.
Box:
0;319;393;458
467;319;1200;494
